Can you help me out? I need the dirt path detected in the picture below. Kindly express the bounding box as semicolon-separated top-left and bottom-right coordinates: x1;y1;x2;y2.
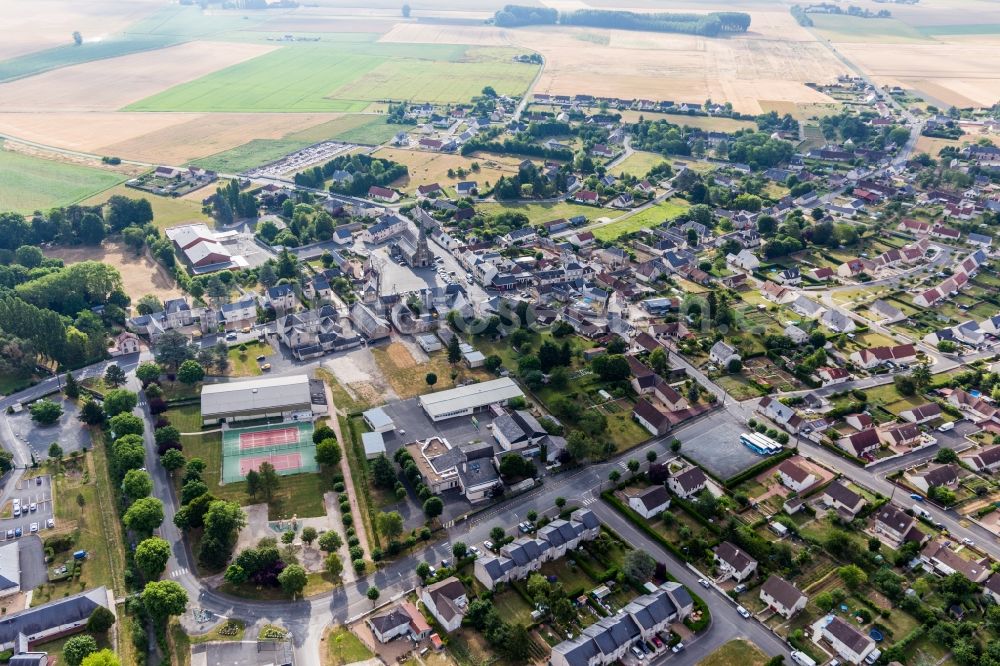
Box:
324;381;374;564
323;491;358;584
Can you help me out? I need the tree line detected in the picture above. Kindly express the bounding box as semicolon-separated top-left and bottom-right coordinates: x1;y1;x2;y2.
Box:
494;5;751;36
294;153;408;197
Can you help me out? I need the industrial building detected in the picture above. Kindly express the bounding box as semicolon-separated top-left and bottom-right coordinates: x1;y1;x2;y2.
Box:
417;378;525;422
200;375;326;425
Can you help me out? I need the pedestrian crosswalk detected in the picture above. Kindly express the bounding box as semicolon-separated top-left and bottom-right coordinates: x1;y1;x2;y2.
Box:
617;460;629;469
581;496;597;507
169;567;189;579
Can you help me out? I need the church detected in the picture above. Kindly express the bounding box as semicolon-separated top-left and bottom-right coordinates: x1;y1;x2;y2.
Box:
393;223;433;268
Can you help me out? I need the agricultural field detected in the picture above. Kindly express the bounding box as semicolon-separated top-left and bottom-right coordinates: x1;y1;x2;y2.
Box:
592;199;690;241
127;41;538;113
608;150;670;178
617;110;758;133
810;15;932;43
44;241;184;303
372;148;523;193
0;146;124;212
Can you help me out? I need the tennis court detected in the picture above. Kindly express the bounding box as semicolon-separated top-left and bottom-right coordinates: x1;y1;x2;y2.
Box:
221;421;317;484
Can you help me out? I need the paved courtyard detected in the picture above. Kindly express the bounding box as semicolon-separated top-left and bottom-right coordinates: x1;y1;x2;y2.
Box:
8;397;92;462
678;416;765;480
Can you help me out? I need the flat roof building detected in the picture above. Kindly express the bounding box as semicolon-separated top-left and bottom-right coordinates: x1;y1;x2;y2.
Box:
418;378;525;422
201;374;319;425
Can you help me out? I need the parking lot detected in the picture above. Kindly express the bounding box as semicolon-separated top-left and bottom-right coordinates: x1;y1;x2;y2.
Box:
679;416;765;480
1;475;55;542
8;398;91;462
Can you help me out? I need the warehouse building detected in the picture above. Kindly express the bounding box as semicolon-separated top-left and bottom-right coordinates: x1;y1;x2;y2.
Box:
200;374;326;425
418;378;525;422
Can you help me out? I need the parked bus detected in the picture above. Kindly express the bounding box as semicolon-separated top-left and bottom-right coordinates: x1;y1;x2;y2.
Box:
740;432;782;455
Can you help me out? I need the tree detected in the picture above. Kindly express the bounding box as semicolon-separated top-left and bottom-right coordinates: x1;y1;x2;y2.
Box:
104;364;126;388
141;580;188;622
423;496;444;520
258;461;279;501
591;354;630;382
301;526;318;546
64;371;80;399
278;564;308;597
155;426;180;448
608;469;621;485
81;651;120;666
376;511;404;541
48;442;63;461
135;536;171;580
319;530;343;552
838;564;868;590
177;360;205;385
814;591;835;612
417;561;431;580
160;449;186;475
124;497;164;536
122;469;153;502
623;549;656;583
447;334;462;363
402;3;411;17
490;526;505;544
30;399;62;425
935;448;959;464
63;634;99;666
912;362;932;392
627;459;640;478
727;358;743;374
245;469;260;499
103;388;137;417
894;373;916;396
370;455;396;489
425;372;437;388
79;399;105;426
86;605;116;633
110;413;144;438
155;330;194;371
367;586;380;605
136;361;162;385
453;541;468;559
315;438;342;467
648;346;668;374
646;450;657;464
555;496;566;509
325;552;343;578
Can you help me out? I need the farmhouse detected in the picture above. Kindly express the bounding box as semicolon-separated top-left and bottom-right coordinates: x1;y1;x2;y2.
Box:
165;224;245;273
200;374;322;425
418;378;525;422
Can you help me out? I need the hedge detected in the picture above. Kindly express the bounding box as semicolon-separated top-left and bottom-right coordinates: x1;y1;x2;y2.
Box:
601;491;688;562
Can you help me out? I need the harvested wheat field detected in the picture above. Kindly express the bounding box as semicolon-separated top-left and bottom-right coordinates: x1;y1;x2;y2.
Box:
45;242;183;302
0;41;276;112
0;0;162;61
377;23;515;46
506;18;845;113
96;113;342;164
0;112;198;155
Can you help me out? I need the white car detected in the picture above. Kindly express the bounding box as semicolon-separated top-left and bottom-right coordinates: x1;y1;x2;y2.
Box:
29;522;38;533
46;518;54;529
736;605;751;619
962;538;975;546
629;646;645;660
671;643;685;653
29;502;36;512
697;578;710;588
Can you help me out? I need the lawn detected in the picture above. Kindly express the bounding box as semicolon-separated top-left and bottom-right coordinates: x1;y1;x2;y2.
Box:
167;406;330;519
697;639;768;666
477;200;597;225
127;43;537;112
323;626;373;666
592;199;690;241
492;588;536;626
608;150;670;178
82;183;209;230
0;146;125;212
370;343;489;399
227;341;272;377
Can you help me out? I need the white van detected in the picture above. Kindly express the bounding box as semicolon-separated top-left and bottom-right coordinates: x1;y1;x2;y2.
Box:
938;421;955;432
790;651;817;666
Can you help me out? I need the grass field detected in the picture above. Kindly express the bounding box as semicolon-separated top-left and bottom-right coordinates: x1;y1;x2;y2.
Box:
918;23;1000;36
323;626;374;666
227;341;272;377
609;150;670;178
45;241;184;303
0;146;124;212
191;115;400;173
127;42;538;113
82;183;208;229
697;639;768;666
0;34;181;83
374;147;523;193
477;200;597;225
592;199;690;241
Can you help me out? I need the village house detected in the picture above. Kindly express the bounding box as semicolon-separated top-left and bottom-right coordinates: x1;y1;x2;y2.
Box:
963;445;1000;473
421;577;467;633
873;503;925;549
838;428;881;459
368;186;400;203
921;540;990;583
759;574;807;619
849;344;917;370
709;340;741;367
822;615;876;664
627;485;671;519
821;481;866;519
713;541;757;583
899;402;942;425
776;459;816;493
368;602;432;643
756;396;803;434
666;466;707;499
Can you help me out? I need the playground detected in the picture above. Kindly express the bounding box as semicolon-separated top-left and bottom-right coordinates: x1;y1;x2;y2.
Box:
221;420;316;484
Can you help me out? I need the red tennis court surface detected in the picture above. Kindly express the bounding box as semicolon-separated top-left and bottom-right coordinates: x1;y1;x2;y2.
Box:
239;452;303;476
239;427;299;450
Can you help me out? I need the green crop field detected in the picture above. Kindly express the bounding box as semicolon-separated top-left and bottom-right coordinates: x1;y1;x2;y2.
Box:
287;114;400;146
593;199;690;241
918;23;1000;36
478;200;598;225
191;139;318;174
609;150;670;178
126;42;538;113
0;147;124;212
810;15;930;42
0;35;182;83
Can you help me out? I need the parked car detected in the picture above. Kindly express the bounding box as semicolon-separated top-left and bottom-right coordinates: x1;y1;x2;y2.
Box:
652;636;663;649
734;583;747;594
672;643;685;653
5;530;12;540
14;528;21;538
260;363;272;371
697;578;710;588
469;546;481;558
629;646;644;660
29;503;36;512
736;605;751;619
483;540;494;551
46;518;54;529
962;538;975;546
35;477;41;486
29;523;37;533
